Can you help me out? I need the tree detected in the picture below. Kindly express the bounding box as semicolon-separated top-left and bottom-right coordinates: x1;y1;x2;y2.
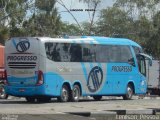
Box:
113;0;160;58
56;0;83;34
0;0;29;43
97;7;133;37
146;12;160;58
61;23;81;36
79;0;101;35
114;0;160;18
0;28;9;45
23;0;61;37
0;0;63;40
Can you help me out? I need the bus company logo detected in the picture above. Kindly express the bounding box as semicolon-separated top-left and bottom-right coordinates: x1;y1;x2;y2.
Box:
16;40;30;52
87;66;103;93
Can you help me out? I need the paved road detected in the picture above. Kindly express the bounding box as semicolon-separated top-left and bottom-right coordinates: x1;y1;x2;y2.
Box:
0;96;159;114
0;96;160;120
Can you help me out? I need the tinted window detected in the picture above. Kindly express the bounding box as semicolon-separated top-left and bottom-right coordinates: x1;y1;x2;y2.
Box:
82;44;96;62
120;46;133;62
96;45;110;62
70;44;82;62
109;45;121;62
96;45;133;63
45;42;134;63
45;42;82;62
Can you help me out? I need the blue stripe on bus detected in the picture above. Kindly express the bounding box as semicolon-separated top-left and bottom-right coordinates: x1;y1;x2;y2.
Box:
12;39;17;47
89;63;94;69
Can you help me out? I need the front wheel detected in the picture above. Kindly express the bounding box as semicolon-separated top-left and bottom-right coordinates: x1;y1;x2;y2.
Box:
0;86;8;99
57;85;69;102
70;85;80;102
123;84;133;100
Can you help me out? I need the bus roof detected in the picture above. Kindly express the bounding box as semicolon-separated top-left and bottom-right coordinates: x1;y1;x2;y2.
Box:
82;36;141;48
10;36;141;48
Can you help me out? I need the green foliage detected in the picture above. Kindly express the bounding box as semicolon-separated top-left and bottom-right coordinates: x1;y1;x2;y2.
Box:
79;0;101;35
114;0;160;17
97;0;160;58
146;11;160;58
0;0;160;59
61;23;81;36
0;0;64;40
23;0;61;37
97;7;133;37
0;27;9;45
35;0;56;13
0;0;28;43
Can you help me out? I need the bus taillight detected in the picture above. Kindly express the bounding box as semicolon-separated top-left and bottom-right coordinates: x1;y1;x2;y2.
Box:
4;70;9;85
36;70;44;86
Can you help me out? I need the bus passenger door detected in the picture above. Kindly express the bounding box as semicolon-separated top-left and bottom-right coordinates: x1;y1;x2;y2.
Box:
137;54;152;94
137;55;147;93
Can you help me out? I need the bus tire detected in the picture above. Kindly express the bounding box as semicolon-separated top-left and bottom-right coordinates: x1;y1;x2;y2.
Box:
0;86;8;99
93;96;102;101
25;97;36;103
71;85;80;102
123;84;133;100
57;85;69;102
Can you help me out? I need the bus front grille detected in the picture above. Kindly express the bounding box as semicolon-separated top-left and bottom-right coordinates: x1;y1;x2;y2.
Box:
8;62;36;69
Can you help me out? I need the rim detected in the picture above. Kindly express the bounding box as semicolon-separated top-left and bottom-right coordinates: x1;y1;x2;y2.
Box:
0;87;6;98
62;88;68;101
73;87;79;100
127;87;132;98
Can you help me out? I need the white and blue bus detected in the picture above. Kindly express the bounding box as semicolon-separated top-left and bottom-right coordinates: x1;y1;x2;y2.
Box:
4;36;152;102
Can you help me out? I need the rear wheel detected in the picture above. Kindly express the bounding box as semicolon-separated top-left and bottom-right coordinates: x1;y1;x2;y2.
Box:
71;85;80;102
57;85;69;102
123;84;133;100
93;96;102;101
0;86;8;99
25;97;36;103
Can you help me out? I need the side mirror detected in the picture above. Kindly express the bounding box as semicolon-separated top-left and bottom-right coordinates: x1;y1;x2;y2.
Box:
148;59;152;66
139;53;152;66
128;59;135;67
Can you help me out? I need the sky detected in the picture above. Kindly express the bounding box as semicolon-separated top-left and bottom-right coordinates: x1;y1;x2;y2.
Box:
56;0;115;24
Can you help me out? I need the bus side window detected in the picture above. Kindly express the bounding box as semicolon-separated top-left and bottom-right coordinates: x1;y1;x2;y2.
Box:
82;44;96;62
70;44;82;62
120;46;135;66
96;45;110;62
51;43;61;62
109;46;120;62
59;43;71;62
45;42;54;60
